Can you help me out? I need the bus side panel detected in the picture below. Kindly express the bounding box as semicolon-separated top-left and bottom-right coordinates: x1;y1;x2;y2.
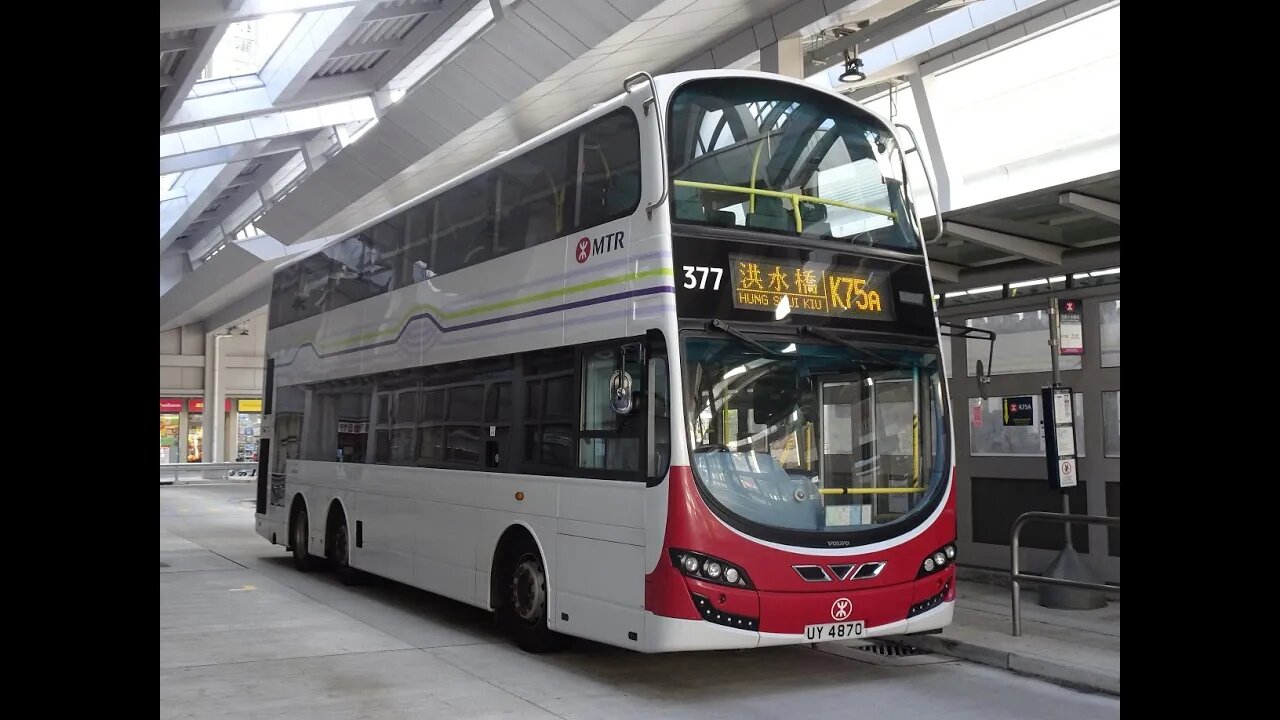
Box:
473;509;559;613
554;533;647;648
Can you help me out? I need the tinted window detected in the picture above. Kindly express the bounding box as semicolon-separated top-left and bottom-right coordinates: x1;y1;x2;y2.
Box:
422;389;446;421
449;385;483;421
269;263;300;329
267;112;647;329
499;137;573;251
400;201;435;287
577;111;641;229
668;78;918;250
436;176;496;275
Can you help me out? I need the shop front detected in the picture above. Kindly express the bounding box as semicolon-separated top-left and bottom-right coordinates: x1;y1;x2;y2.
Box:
234;398;262;462
185;398;231;463
160;398;182;463
161;397;261;463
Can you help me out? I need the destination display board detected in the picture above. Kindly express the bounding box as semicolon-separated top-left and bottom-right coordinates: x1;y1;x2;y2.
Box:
726;255;896;320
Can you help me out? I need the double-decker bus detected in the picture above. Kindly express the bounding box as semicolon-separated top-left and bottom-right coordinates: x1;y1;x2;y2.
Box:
254;69;958;653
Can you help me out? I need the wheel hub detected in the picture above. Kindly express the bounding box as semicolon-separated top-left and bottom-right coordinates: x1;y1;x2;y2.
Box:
511;557;546;623
334;524;348;566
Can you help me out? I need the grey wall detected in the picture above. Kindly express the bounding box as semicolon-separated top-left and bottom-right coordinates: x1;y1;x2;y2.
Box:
939;283;1119;584
159;315;267;397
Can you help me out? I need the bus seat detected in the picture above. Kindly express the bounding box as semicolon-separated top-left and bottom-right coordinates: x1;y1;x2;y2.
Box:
674;184;704;222
747;195;790;231
523;203;558;247
800;201;831;238
709;210;736;227
607;171;640;215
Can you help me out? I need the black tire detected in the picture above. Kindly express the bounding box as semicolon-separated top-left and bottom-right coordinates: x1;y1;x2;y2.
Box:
327;513;363;586
500;539;568;653
290;504;317;571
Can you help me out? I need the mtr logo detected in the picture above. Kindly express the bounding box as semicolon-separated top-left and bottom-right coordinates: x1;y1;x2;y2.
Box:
574;230;626;264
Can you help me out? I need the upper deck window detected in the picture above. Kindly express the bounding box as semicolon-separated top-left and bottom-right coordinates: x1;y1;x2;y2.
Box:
668;78;919;252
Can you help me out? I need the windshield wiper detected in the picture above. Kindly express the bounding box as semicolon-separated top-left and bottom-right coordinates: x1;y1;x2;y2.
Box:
707;319;787;359
800;325;912;368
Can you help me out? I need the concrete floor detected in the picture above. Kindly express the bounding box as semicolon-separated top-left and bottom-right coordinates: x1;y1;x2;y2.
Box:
161;484;1120;720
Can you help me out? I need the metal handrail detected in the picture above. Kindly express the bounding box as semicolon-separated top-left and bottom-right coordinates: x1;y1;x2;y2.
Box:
893;122;943;244
1011;511;1119;636
160;462;258;484
622;71;667;218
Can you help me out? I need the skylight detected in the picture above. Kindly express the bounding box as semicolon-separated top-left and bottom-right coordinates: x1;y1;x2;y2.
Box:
199;13;301;82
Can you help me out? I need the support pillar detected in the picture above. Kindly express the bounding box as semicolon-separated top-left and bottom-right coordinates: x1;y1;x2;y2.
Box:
204;331;228;463
905;66;956;213
760;35;804;78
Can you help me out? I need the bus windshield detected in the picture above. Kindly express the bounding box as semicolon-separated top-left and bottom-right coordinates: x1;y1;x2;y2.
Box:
683;336;947;536
668;77;918;252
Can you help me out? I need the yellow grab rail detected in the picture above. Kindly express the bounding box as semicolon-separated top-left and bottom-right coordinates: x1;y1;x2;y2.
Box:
673;179;898;233
816;487;925;495
912;414;920;488
749;139;767;214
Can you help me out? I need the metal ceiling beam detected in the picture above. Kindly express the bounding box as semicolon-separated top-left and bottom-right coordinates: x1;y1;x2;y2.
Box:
369;0;470;89
937;245;1120;296
161;136;310;175
1059;192;1119;224
160;74;175;88
328;37;406;59
204;284;272;333
951;213;1064;243
264;4;370;104
928;259;963;283
160;25;225;125
290;73;377;105
809;1;952;64
944;221;1065;266
161;0;363;33
160;37;196;53
361;3;435;24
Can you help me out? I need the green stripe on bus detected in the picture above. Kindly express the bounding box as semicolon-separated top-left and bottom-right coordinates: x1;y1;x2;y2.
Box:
308;267;674;351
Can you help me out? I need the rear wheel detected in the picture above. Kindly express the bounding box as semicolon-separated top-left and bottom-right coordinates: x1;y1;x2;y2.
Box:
328;514;363;586
290;504;316;571
500;540;567;653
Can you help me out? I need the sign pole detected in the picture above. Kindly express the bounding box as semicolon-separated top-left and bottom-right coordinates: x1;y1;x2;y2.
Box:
1037;296;1105;610
1047;301;1072;547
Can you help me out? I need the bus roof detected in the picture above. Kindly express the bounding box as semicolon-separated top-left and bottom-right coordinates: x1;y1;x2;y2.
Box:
271;70;895;274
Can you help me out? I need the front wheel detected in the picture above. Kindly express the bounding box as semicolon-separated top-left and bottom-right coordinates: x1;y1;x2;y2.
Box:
501;545;567;653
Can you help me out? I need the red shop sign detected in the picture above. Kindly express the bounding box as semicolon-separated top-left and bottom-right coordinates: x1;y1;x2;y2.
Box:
160;398;183;413
187;398;234;413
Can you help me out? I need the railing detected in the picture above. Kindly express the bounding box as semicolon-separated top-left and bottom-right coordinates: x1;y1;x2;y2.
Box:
160;462;258;484
1010;511;1120;636
672;179;898;233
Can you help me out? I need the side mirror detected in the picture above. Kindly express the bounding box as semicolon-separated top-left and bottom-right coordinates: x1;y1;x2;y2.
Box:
612;341;645;416
939;322;996;399
611;370;634;414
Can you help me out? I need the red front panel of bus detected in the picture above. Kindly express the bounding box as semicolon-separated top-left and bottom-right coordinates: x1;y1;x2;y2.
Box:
644;465;956;634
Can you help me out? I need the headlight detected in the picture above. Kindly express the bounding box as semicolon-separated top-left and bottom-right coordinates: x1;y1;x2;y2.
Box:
670;549;751;588
917;541;958;578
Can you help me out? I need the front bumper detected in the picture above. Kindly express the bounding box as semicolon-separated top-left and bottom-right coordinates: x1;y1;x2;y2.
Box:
641;598;953;652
